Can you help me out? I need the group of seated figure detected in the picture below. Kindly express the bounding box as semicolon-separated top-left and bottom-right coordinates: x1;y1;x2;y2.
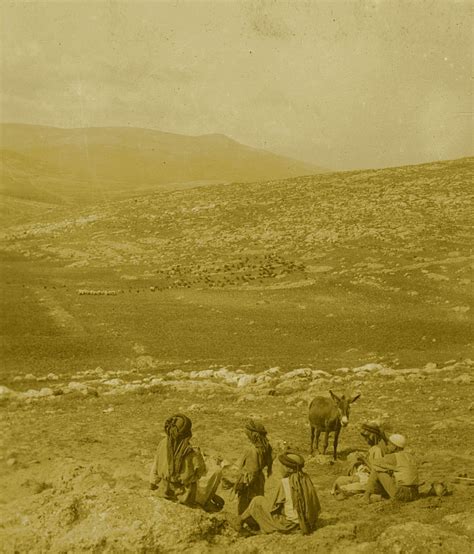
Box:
149;413;424;535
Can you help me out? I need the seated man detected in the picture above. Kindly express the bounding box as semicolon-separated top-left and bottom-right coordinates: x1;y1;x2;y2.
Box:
236;450;320;535
150;413;223;512
331;420;391;498
363;433;419;503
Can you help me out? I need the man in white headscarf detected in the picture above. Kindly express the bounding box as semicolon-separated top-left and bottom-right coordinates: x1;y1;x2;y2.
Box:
363;434;419;503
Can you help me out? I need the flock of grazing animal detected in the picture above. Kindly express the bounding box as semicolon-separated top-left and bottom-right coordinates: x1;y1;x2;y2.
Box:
77;289;118;296
153;255;306;290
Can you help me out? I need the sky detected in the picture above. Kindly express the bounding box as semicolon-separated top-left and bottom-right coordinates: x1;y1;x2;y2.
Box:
1;0;472;170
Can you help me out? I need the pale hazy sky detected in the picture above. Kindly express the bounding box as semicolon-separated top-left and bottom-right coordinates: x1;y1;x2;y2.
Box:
1;1;472;170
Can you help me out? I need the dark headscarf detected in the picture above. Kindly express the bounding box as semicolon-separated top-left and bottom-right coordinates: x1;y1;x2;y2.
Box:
361;421;391;444
164;414;193;479
278;451;305;471
245;419;273;476
278;451;320;534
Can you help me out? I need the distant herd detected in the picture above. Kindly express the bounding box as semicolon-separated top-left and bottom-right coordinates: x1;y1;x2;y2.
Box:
77;289;118;296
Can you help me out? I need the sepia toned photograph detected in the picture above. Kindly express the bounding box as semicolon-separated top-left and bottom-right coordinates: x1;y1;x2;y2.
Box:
0;1;472;552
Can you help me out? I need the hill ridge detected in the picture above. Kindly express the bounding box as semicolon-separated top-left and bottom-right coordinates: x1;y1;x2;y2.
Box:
0;123;325;208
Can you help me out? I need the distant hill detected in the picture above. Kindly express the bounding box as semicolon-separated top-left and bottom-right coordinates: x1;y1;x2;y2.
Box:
0;124;324;206
0;149;73;204
0;148;122;207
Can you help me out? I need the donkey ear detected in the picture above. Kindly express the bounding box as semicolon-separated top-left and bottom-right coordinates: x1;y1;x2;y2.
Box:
350;393;361;403
329;390;340;403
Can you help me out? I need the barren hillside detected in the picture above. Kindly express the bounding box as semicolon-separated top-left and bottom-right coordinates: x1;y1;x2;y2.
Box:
0;124;324;206
1;157;473;553
0;157;472;374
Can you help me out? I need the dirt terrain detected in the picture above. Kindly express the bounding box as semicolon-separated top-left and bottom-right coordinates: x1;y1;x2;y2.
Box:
1;360;474;552
1;158;473;552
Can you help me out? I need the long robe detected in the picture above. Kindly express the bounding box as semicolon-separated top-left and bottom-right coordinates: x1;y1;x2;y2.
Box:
235;445;269;514
150;437;220;507
240;473;321;534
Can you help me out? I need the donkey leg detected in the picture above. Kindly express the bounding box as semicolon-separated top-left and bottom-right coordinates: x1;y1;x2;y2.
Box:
310;426;315;454
315;429;321;454
323;430;330;455
333;429;340;460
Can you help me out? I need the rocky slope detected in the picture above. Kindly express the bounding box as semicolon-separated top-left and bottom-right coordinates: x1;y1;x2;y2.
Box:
1;358;473;552
2;157;471;292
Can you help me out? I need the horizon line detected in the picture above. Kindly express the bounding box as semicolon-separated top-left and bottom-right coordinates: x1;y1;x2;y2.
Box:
1;120;472;174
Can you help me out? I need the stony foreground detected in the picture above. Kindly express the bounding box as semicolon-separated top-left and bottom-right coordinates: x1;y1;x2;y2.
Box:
1;360;473;552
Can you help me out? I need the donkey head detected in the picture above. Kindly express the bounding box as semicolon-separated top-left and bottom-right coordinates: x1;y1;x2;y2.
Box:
329;390;361;427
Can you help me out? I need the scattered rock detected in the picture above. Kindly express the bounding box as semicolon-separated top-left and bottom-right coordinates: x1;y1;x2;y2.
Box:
275;380;308;395
312;370;332;378
375;521;471;553
443;512;474;538
237;394;257;403
407;373;424;382
336;367;351;374
352;363;384;373
237;375;256;388
264;367;281;376
103;378;124;387
255;374;273;385
166;369;189;380
452;306;470;314
280;368;313;380
426;273;449;281
22;389;43;399
188;403;205;411
376;368;397;377
452;374;471;385
65;382;98;397
0;385;15;399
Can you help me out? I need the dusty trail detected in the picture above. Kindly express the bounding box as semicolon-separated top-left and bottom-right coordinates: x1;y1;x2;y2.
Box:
33;287;85;334
376;255;474;274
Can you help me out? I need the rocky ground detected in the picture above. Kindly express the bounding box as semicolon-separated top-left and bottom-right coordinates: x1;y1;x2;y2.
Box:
1;359;473;553
2;158;472;292
2;157;472;376
1;158;472;551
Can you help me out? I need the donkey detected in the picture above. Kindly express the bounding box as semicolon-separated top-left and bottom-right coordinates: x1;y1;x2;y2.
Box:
309;390;361;460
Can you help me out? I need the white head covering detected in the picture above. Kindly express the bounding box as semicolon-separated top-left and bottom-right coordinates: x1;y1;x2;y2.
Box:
388;433;406;449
